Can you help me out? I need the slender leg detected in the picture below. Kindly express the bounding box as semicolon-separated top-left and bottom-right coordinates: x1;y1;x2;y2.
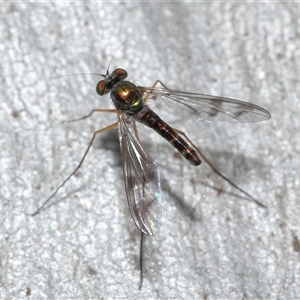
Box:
63;108;117;123
32;122;118;216
142;80;170;104
138;232;144;290
132;122;140;142
132;122;149;174
174;128;266;208
132;123;146;289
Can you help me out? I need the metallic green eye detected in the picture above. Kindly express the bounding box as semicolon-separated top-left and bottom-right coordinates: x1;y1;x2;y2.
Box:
113;68;127;80
96;80;106;96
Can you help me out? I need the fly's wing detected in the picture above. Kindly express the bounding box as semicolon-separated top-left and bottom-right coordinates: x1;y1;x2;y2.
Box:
117;113;162;236
143;87;271;123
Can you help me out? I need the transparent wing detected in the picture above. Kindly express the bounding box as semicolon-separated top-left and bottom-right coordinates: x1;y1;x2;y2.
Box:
142;86;271;123
117;113;162;236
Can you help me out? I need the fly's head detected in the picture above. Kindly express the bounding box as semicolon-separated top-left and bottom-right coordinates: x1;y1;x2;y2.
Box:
96;68;128;96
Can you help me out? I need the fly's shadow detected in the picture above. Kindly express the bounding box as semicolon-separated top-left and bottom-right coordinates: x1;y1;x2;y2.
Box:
93;128;122;167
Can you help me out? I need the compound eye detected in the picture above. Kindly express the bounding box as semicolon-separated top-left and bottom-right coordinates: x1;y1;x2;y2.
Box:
96;80;106;96
113;68;128;81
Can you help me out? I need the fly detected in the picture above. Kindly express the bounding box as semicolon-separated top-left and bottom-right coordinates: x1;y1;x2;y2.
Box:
32;40;271;289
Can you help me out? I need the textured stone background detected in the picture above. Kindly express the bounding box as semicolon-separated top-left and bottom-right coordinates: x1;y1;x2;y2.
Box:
0;2;299;298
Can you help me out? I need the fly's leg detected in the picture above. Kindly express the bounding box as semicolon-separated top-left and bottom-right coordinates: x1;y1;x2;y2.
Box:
142;80;170;104
63;108;117;123
32;122;118;216
138;232;144;290
132;122;150;175
174;128;266;208
132;122;146;289
132;134;157;288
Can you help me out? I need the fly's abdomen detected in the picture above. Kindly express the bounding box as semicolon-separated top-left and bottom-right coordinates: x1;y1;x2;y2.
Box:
136;107;201;166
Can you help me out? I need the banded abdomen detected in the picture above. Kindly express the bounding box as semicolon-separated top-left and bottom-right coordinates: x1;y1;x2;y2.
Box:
135;106;201;166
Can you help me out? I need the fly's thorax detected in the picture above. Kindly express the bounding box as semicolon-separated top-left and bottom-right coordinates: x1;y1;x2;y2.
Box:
111;81;144;113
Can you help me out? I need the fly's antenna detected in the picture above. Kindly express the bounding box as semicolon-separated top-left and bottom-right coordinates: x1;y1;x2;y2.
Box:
45;73;106;80
105;19;146;76
46;21;146;81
